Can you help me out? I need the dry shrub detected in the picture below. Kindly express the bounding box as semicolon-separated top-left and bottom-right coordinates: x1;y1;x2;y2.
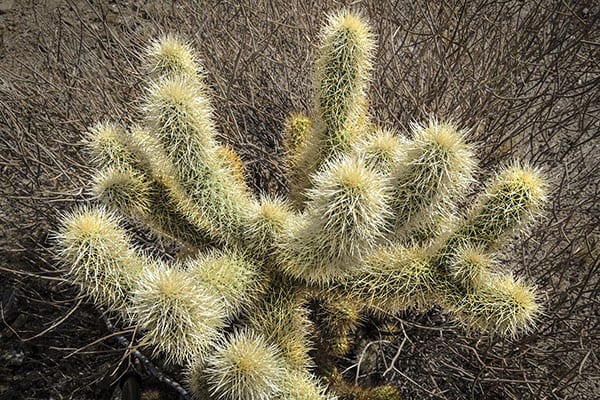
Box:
1;0;598;398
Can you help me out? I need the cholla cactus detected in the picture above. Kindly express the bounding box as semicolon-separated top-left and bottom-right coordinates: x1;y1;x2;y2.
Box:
55;10;547;399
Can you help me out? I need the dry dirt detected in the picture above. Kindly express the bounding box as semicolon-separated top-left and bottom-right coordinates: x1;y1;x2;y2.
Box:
1;1;599;399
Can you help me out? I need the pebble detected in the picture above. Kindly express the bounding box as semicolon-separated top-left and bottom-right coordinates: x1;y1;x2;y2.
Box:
0;0;13;14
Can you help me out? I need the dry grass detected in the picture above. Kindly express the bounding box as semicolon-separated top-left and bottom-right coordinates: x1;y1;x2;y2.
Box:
1;0;598;398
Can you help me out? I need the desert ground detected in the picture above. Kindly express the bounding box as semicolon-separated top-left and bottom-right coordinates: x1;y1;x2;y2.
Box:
1;1;598;399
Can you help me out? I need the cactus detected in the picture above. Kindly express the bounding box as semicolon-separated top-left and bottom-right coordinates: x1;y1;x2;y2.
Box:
55;10;548;399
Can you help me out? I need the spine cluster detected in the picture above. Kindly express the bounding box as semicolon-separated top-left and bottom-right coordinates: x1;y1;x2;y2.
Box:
56;10;548;399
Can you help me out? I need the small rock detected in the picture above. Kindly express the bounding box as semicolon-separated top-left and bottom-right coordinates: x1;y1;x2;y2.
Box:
0;0;14;14
11;314;27;331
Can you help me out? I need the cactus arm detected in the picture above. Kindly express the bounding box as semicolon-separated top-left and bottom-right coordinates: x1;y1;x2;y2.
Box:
314;294;363;356
186;249;264;319
388;121;476;243
338;245;435;314
145;34;203;82
88;123;218;247
92;166;153;217
143;35;265;249
284;113;314;208
352;127;405;174
144;76;258;246
55;207;148;313
278;155;390;284
247;284;314;370
314;11;375;157
246;195;295;259
438;164;547;264
440;273;539;337
131;265;226;365
293;11;375;197
204;329;286;400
